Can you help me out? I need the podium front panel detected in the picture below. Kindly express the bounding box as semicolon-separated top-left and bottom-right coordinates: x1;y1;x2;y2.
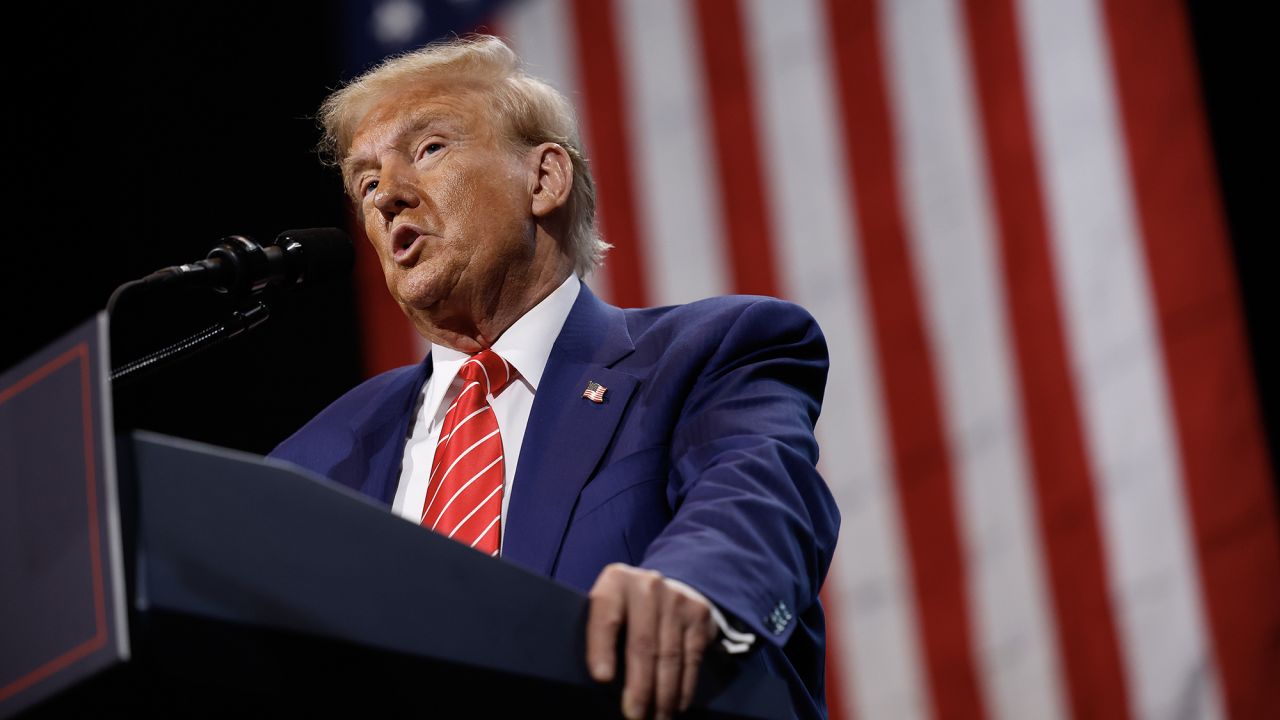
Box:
0;314;129;718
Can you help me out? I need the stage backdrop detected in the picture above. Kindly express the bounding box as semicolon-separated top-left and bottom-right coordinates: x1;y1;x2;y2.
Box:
337;1;1279;718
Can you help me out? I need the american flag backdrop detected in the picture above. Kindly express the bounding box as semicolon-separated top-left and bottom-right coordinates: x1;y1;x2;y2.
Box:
340;1;1280;718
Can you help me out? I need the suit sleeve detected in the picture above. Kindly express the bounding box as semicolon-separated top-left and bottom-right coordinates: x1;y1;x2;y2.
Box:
637;298;840;647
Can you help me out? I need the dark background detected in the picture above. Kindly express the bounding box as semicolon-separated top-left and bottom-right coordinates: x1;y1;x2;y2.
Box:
3;2;358;455
1;1;1273;478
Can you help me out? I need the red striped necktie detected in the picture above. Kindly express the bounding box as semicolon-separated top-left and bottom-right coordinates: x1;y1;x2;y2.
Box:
420;349;515;555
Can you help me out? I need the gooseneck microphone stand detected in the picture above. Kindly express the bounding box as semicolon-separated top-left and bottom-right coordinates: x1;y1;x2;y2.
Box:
108;299;271;385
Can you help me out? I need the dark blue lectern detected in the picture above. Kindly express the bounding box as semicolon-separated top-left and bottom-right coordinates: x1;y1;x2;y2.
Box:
0;316;789;718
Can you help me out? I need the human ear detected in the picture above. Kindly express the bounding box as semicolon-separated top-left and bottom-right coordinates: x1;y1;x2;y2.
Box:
529;142;574;218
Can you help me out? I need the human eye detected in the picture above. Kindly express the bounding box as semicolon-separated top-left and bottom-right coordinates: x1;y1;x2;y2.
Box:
420;140;445;158
360;178;379;197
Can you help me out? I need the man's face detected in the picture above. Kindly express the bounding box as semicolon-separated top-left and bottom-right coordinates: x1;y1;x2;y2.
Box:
346;82;539;344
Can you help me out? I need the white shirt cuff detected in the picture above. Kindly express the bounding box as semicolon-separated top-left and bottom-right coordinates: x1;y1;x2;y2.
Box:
663;578;757;655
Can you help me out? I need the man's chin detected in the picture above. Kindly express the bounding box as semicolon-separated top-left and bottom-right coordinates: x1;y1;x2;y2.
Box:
391;273;445;311
397;297;442;324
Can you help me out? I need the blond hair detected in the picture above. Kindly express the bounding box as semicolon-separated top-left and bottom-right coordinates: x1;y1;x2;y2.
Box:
318;35;608;275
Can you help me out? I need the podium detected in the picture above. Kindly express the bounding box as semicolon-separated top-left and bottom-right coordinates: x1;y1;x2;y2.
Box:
0;316;789;718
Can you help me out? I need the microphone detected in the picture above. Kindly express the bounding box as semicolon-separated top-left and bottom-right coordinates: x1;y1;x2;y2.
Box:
146;227;353;296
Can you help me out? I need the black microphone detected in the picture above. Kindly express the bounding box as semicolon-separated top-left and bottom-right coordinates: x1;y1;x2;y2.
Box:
146;227;353;296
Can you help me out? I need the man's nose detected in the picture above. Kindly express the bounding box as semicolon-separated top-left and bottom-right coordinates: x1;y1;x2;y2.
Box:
372;160;420;218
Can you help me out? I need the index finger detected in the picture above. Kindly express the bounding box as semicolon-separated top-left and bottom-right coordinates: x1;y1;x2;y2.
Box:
586;571;627;681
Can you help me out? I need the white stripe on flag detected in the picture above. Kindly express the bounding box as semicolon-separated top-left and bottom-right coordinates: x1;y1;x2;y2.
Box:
503;0;581;140
877;1;1067;718
1016;0;1224;717
616;0;728;305
741;1;928;717
503;0;612;300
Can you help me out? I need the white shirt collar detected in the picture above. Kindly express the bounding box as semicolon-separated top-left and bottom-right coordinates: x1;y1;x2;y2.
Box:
421;273;580;417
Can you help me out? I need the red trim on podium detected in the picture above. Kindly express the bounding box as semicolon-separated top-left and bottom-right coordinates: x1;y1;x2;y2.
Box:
0;343;108;702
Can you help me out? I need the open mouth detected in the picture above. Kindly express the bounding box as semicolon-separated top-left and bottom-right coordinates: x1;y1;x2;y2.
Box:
390;224;427;266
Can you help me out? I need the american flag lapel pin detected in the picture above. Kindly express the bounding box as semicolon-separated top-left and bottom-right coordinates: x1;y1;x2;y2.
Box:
582;380;607;403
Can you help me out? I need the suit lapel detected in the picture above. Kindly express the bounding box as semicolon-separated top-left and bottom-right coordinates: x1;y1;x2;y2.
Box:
347;356;432;505
503;284;638;576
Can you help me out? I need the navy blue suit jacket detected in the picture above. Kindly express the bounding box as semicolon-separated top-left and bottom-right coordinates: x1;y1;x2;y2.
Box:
270;284;840;718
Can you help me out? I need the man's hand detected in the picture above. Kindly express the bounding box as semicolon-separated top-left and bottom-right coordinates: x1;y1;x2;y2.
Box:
587;563;717;719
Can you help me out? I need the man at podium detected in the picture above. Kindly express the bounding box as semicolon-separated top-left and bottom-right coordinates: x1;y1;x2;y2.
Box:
271;35;839;720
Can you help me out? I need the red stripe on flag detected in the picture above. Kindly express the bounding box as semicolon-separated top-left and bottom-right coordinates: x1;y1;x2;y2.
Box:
821;585;854;720
823;0;987;717
352;222;420;375
959;1;1133;717
568;0;648;308
690;0;779;297
1101;2;1280;717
